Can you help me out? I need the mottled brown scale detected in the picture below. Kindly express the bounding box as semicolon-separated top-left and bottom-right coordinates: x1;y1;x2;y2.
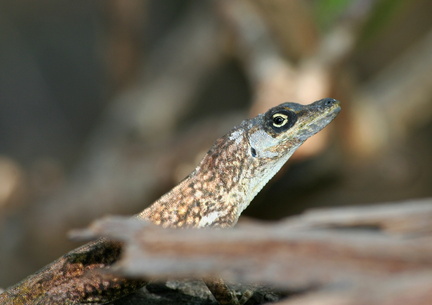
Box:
0;98;340;304
139;130;251;228
1;240;144;305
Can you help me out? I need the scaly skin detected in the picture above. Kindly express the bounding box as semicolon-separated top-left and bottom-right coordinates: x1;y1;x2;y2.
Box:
0;98;340;305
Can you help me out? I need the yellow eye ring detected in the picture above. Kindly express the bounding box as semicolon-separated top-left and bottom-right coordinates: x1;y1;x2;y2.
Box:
272;113;288;127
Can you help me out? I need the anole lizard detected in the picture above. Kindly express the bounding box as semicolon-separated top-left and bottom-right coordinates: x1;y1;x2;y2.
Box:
0;98;340;305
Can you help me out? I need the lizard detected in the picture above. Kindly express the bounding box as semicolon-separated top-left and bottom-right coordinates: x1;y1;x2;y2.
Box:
0;98;341;305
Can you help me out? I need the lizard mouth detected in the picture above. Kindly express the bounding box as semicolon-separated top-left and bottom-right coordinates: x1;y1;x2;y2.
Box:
294;98;341;142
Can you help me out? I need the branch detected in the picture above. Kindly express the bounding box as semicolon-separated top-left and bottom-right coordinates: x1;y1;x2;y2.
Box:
74;198;432;304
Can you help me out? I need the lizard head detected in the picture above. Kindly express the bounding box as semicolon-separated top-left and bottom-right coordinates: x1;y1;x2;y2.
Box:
247;98;341;159
225;97;341;217
140;98;341;228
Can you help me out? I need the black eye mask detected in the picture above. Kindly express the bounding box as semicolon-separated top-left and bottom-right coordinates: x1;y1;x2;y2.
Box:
265;108;297;133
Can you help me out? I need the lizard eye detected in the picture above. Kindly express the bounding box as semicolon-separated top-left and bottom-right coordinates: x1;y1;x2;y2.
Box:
266;109;297;133
272;113;288;127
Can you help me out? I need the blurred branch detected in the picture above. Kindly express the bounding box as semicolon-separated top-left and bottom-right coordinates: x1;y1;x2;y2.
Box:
217;0;297;113
251;0;319;60
74;198;432;304
350;29;432;156
218;0;378;111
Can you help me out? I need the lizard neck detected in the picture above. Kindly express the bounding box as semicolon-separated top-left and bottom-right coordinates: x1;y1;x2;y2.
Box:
139;127;250;228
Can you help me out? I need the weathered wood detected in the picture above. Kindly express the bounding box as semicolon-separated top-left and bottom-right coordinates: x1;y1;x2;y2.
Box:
298;197;432;234
274;273;432;305
73;198;432;304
